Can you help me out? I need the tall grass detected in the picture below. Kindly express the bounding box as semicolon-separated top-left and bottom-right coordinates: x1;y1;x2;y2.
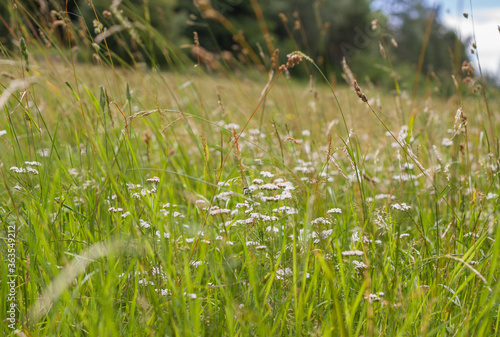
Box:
1;1;500;336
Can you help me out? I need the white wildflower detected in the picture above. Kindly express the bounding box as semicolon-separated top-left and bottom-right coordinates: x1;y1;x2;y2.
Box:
252;178;264;185
366;293;382;302
351;232;360;243
320;229;333;239
486;193;498;200
146;176;160;183
225;123;240;130
341;250;364;256
260;171;274;178
139;219;151;229
184;292;197;299
375;194;395;200
37;148;50;157
155;230;170;239
260;183;279;190
391;203;411;211
277;181;295;190
353;260;368;271
207;206;231;216
195;200;207;206
327;208;342;214
172;211;184;218
266;226;280;233
311;217;331;225
442;138;453;147
276;267;293;280
215;191;233;201
261;196;280;202
155;289;171;296
26;167;39;175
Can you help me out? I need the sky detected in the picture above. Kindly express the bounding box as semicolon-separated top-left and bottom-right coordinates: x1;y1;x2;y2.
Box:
435;0;500;77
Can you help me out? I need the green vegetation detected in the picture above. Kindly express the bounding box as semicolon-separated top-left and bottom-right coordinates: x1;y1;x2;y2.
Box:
1;0;471;88
1;0;500;336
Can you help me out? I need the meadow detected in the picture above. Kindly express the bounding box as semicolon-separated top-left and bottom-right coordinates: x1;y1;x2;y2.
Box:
2;4;500;336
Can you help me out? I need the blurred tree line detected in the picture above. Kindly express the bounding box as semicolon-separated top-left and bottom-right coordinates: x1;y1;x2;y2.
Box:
0;0;468;94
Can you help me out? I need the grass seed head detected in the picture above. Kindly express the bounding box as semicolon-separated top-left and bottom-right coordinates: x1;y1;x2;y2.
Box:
353;80;368;103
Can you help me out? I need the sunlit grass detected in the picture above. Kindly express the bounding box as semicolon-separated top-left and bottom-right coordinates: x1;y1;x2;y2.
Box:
1;4;500;336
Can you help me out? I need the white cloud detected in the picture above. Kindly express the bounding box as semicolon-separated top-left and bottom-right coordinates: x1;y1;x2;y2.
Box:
443;8;500;77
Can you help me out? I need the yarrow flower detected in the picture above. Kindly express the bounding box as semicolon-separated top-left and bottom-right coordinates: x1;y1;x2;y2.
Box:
365;292;384;302
139;219;151;229
265;226;281;233
342;250;364;256
155;230;170;239
260;171;274;178
10;166;39;175
327;208;342;214
353;260;368;271
320;229;333;239
146;176;160;183
260;183;279;190
486;193;498;200
207;206;231;216
276;267;293;280
214;191;233;201
311;217;331;225
391;203;411;211
441;138;453;147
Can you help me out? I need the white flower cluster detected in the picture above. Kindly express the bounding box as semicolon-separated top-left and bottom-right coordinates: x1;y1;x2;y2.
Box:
353;260;368;271
260;171;274;178
327;208;342;214
207;206;231;216
366;292;385;302
10;165;40;175
391;203;411;211
146;176;160;183
273;206;298;214
311;217;331;225
341;250;364;256
276;267;293;280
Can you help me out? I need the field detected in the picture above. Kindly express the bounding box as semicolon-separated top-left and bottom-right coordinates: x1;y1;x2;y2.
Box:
2;9;500;336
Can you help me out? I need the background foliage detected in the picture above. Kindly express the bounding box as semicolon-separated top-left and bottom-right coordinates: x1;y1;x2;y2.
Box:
0;0;471;92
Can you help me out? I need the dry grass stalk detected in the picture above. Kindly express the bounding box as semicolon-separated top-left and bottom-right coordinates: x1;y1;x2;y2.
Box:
341;57;355;85
353;80;368;103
